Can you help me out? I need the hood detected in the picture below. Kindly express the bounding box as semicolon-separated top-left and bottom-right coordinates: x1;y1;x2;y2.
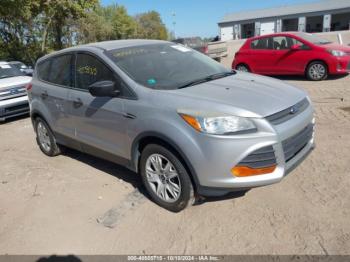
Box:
0;76;32;90
173;72;307;118
320;43;350;53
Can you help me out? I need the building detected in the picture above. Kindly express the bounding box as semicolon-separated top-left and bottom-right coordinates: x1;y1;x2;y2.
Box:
218;0;350;41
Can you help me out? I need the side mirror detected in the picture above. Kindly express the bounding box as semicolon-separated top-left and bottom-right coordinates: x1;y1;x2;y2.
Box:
88;80;120;97
291;44;301;51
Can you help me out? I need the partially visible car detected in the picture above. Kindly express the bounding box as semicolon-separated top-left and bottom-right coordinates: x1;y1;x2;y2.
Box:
233;32;350;80
206;40;228;62
172;37;207;53
0;61;31;122
173;37;228;62
9;61;34;76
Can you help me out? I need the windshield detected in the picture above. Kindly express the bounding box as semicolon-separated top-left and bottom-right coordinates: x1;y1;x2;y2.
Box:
0;64;25;79
106;43;231;90
294;32;332;45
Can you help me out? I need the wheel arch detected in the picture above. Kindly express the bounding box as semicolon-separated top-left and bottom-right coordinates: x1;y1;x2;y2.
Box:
305;59;329;74
235;62;251;73
30;109;47;128
131;132;200;191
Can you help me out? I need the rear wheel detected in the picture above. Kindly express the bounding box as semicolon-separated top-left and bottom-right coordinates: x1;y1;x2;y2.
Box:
140;144;194;212
236;64;250;72
35;117;62;156
306;61;328;81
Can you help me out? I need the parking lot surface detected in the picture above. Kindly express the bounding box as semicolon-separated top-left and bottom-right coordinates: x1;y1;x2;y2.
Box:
0;75;349;255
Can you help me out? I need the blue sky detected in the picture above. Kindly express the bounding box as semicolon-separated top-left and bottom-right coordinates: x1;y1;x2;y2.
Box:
101;0;318;38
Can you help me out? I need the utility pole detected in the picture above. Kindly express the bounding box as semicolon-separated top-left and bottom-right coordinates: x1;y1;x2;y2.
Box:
172;12;176;39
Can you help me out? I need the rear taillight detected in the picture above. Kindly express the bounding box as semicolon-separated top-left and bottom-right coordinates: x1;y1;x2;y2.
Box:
203;46;208;54
26;83;32;91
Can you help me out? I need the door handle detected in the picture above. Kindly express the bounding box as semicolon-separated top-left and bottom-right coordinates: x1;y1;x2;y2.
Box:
73;98;83;108
40;91;48;99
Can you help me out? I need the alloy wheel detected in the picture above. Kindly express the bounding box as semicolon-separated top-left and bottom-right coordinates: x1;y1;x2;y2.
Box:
37;122;51;152
145;154;181;203
309;63;326;80
236;65;249;72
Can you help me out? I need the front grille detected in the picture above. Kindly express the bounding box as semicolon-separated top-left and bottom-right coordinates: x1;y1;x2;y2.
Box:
347;62;350;70
237;145;276;169
266;98;309;125
0;86;27;101
282;124;313;162
5;103;28;113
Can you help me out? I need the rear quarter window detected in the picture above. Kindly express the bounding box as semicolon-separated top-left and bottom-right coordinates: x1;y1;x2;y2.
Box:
37;60;51;82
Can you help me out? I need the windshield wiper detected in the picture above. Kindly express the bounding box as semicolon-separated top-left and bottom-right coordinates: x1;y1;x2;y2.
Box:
177;71;235;89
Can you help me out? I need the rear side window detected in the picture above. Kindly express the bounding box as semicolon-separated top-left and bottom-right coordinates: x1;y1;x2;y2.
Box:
75;53;115;90
37;60;51;82
250;37;273;50
48;55;74;87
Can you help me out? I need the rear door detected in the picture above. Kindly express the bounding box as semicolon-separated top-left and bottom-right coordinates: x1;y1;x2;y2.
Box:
35;54;74;137
249;37;274;73
67;52;129;160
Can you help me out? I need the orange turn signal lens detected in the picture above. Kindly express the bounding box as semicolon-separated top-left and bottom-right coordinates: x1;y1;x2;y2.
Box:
231;165;276;177
180;114;201;132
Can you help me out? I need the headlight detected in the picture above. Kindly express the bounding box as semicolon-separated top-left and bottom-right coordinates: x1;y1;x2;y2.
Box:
328;50;346;57
179;113;257;135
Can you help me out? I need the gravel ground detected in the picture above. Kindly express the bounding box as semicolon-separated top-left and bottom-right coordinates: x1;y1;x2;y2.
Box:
0;74;349;255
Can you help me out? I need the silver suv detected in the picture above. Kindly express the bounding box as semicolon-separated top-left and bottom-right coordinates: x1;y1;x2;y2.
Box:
29;40;315;211
0;61;31;122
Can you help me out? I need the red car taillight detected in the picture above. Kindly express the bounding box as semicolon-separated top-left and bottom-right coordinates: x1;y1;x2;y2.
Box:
26;83;32;91
203;46;208;54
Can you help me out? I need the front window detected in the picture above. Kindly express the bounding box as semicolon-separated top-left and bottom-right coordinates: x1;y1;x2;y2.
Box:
0;64;24;79
106;43;232;90
294;32;332;45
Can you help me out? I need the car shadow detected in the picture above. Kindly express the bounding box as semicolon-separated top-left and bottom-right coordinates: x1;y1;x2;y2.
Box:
62;147;250;207
36;255;82;262
62;147;148;197
0;113;29;125
273;74;349;81
194;190;249;205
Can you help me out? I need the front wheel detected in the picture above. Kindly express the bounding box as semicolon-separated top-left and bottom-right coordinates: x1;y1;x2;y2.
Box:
306;61;328;81
140;144;194;212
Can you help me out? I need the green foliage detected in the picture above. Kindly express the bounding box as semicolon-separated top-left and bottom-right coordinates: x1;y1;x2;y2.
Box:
0;1;169;65
135;11;168;40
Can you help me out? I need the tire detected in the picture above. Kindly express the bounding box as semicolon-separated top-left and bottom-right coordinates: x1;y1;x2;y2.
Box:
34;117;62;157
306;61;328;81
140;144;195;212
236;64;250;72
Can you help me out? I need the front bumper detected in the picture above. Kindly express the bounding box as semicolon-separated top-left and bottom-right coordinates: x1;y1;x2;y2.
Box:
328;56;350;74
187;102;314;196
0;96;29;121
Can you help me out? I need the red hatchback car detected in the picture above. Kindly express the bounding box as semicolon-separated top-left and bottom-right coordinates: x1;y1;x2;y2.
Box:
233;32;350;80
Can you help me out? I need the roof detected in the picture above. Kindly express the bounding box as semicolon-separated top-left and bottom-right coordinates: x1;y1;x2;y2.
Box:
69;39;168;51
37;39;169;63
219;0;350;24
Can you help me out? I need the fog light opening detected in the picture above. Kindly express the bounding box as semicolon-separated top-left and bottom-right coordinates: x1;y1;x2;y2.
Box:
231;165;277;177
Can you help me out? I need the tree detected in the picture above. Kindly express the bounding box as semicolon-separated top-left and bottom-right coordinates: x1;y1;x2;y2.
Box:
110;5;137;39
0;0;98;65
135;11;168;40
0;1;169;65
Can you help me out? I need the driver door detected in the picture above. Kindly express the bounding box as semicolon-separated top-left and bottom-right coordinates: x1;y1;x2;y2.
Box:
67;52;129;160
